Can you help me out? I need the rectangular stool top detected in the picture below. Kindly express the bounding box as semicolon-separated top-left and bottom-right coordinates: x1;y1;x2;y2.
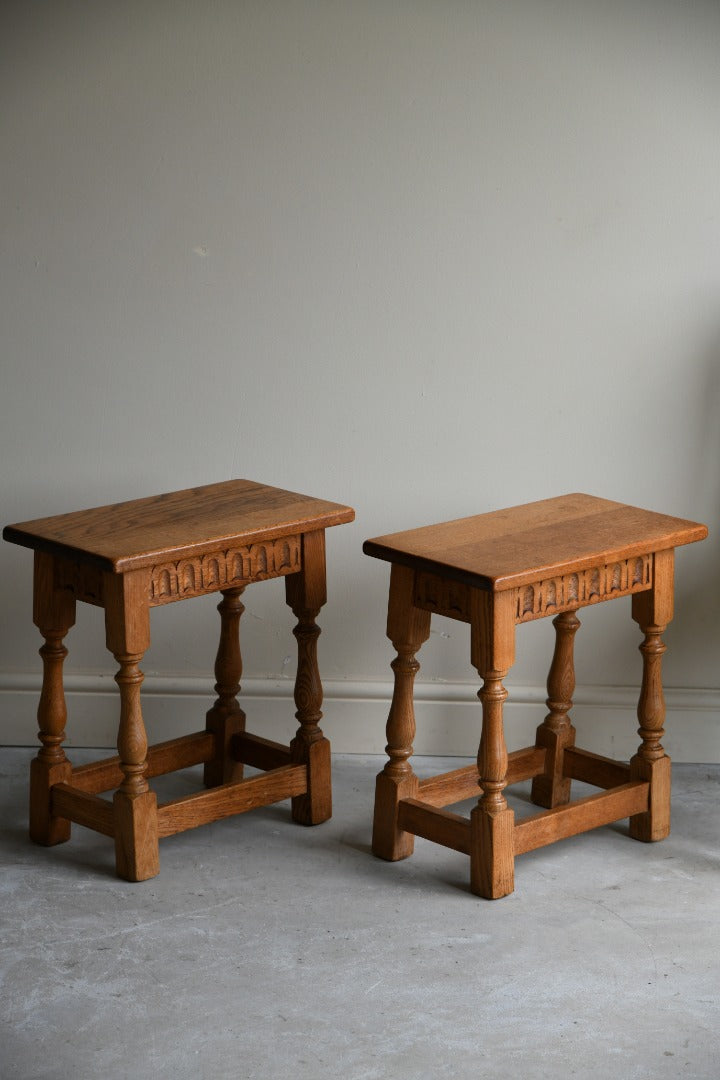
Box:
4;480;355;573
363;493;707;591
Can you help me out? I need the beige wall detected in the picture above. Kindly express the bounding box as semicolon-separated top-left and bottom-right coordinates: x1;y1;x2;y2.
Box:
2;1;719;757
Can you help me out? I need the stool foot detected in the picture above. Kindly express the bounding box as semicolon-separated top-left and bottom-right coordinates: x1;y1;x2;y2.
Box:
372;771;419;860
205;712;246;788
531;724;575;810
291;734;332;825
629;754;671;842
29;757;72;846
113;790;160;882
470;804;515;899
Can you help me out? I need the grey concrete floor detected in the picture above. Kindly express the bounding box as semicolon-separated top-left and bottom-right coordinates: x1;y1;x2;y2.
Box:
1;748;719;1080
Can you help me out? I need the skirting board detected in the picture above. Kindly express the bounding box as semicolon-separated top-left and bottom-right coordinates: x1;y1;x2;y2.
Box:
1;674;719;763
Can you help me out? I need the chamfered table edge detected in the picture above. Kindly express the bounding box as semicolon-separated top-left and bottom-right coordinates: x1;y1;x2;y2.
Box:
4;508;355;574
4;473;355;576
362;527;708;592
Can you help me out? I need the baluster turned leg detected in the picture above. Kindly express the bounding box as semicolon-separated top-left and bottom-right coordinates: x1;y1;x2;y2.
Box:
372;565;431;861
112;651;159;881
629;550;674;842
470;591;516;899
531;609;580;809
29;553;76;845
470;670;515;898
286;530;332;825
204;587;246;788
105;571;159;882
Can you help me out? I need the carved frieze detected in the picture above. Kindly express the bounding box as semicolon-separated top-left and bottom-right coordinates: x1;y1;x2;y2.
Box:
149;535;302;604
514;555;652;623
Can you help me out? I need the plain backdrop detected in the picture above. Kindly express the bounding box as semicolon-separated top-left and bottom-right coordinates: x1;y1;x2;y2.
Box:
1;1;718;757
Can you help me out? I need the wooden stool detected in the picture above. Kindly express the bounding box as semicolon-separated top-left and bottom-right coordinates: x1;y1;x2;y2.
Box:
4;480;354;881
363;494;707;899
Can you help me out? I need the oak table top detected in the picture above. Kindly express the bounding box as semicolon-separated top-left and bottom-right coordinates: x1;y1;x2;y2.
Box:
3;479;355;573
363;493;707;591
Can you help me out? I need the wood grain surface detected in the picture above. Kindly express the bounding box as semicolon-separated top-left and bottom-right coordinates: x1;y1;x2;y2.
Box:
4;479;354;572
363;493;707;591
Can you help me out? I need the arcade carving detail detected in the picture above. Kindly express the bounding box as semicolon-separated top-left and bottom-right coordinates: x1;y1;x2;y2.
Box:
514;555;652;623
149;535;302;604
411;555;653;627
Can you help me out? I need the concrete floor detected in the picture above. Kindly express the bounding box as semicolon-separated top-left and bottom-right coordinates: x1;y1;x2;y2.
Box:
1;748;719;1080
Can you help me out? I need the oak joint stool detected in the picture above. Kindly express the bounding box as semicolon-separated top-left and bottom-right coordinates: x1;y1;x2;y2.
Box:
363;494;707;899
4;480;354;881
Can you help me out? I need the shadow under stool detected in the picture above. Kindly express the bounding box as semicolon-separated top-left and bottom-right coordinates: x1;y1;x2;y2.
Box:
363;493;707;899
4;479;354;881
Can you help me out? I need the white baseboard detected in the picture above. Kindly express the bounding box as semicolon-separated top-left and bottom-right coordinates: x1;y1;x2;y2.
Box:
1;674;718;763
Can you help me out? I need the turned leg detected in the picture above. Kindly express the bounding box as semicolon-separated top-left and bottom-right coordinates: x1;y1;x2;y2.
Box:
204;587;246;788
286;531;332;825
112;650;159;880
470;669;515;898
372;565;431;861
29;553;76;845
105;571;159;882
531;609;580;809
629;550;674;842
469;591;516;899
